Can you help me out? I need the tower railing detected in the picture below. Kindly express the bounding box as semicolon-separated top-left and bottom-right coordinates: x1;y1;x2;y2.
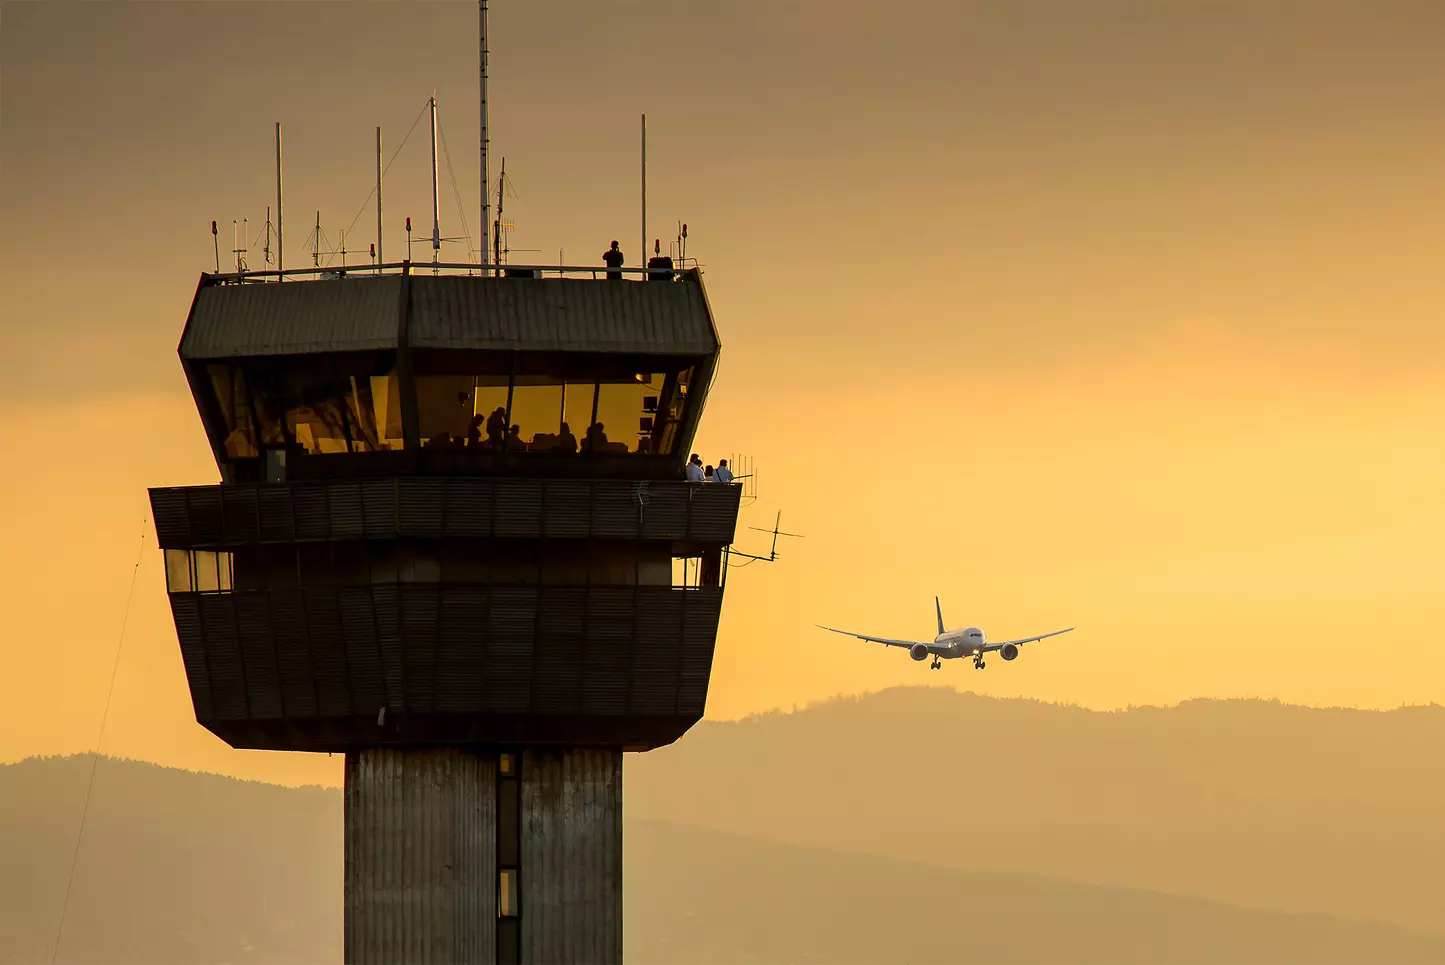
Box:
206;262;699;284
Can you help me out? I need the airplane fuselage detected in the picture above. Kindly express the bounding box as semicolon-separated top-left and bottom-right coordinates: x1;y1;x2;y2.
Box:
919;626;987;659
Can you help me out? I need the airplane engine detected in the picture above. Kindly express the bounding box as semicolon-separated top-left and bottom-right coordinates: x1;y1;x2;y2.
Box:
909;643;930;661
1000;643;1019;661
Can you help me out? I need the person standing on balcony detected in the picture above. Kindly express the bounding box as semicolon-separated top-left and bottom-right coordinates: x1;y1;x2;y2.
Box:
602;241;625;280
713;459;734;485
686;453;705;482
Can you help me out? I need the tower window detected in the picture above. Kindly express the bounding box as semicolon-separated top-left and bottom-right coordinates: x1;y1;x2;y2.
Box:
498;869;518;917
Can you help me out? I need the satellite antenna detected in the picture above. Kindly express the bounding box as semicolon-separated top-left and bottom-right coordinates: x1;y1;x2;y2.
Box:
728;510;803;564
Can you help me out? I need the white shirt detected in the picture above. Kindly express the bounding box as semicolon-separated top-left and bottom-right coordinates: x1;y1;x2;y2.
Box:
686;462;705;482
713;465;734;485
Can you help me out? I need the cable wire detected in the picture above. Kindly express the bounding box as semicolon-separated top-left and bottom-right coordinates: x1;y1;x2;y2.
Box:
333;97;432;261
438;122;474;259
50;518;148;964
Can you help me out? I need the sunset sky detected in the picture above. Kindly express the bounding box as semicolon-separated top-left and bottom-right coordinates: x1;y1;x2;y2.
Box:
3;1;1444;788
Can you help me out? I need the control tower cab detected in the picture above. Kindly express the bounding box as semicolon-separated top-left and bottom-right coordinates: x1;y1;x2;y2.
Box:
149;263;741;964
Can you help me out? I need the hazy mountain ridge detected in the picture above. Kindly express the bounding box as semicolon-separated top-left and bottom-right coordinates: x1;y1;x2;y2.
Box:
627;687;1445;934
4;689;1444;962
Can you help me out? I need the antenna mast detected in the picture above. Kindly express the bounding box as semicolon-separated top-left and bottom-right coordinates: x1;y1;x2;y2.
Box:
480;0;491;274
275;122;283;280
429;94;441;271
640;113;647;270
493;158;505;268
376;126;384;268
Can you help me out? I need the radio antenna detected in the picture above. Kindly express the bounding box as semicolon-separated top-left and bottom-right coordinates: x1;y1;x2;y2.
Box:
729;510;803;564
275;122;284;279
429;94;441;272
376;126;383;268
480;0;491;274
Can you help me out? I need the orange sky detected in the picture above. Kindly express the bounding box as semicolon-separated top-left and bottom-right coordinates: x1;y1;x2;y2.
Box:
3;1;1444;787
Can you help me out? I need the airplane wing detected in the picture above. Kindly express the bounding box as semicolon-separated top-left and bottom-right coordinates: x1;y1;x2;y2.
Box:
816;625;930;650
983;627;1076;650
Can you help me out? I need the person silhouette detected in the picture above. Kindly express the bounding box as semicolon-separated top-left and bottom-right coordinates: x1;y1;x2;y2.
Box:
556;421;578;454
602;241;625;280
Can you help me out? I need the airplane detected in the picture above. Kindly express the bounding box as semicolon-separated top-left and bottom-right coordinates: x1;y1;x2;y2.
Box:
817;597;1075;670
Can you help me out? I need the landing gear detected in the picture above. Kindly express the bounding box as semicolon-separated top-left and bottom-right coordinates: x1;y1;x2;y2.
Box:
973;658;986;670
930;658;941;671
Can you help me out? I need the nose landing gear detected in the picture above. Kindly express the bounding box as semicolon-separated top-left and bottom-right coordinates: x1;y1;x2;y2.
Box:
929;658;942;670
972;656;986;670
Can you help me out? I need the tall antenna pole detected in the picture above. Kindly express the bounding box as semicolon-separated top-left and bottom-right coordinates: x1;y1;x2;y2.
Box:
430;94;441;269
275;122;283;280
376;126;384;268
641;113;647;271
480;0;491;274
494;158;506;268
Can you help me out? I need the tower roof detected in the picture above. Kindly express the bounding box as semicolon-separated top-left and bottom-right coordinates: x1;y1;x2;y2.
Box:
179;272;720;361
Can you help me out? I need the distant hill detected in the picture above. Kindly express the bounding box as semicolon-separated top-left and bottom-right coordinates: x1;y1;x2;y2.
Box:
629;820;1445;965
628;687;1445;935
4;754;1443;965
0;755;340;964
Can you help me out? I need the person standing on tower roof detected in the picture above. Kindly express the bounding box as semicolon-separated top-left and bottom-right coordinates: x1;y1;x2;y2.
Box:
602;240;625;280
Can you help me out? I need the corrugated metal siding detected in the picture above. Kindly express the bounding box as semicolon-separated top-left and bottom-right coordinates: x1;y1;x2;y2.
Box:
344;748;496;965
150;479;741;548
520;748;623;965
174;585;722;736
181;278;404;360
409;276;718;355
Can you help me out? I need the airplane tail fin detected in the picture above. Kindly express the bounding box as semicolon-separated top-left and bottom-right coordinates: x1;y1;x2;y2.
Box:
935;596;945;636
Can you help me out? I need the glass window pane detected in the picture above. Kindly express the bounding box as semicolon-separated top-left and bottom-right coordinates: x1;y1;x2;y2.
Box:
507;380;563;452
371;372;405;451
344;373;396;452
219;553;234;592
417;374;479;449
165;550;194;593
498;869;518;918
471;379;510;450
557;382;595;454
287;397;352;454
589;381;648;453
244;353;399;456
194;551;221;593
208;365;258;459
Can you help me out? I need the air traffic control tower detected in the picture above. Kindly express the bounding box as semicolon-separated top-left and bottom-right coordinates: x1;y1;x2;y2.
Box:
147;262;740;963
